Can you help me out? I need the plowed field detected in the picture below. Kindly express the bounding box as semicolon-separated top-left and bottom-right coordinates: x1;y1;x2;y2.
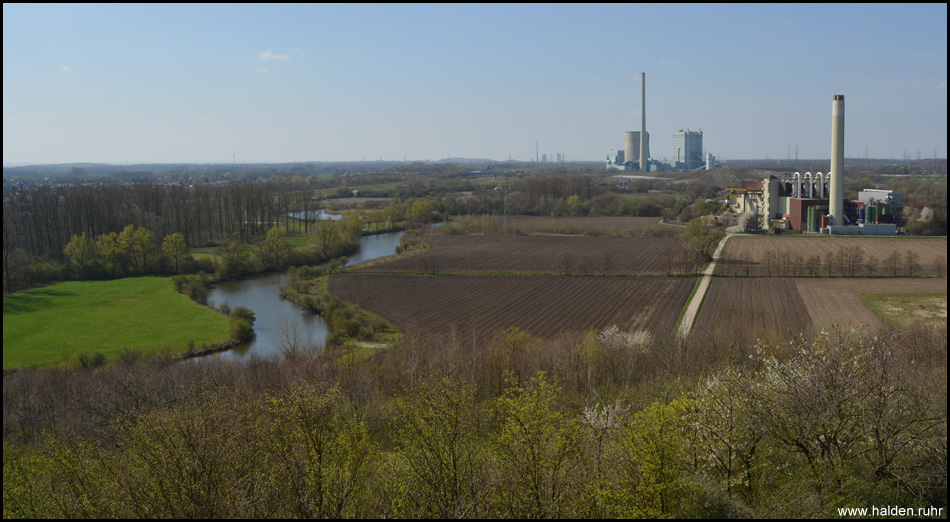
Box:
360;234;691;275
499;215;665;234
329;275;696;338
717;236;947;277
692;278;811;342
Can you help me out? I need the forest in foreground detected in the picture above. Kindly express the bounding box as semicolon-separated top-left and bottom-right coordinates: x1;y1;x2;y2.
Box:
3;323;946;518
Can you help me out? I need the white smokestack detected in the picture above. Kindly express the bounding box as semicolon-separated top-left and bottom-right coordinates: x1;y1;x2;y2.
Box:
829;95;844;226
640;72;647;172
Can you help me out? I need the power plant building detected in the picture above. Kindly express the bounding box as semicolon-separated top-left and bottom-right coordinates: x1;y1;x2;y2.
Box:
726;95;898;235
605;73;713;172
671;129;703;170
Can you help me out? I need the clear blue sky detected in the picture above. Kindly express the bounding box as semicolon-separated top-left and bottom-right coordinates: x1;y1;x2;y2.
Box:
3;3;947;165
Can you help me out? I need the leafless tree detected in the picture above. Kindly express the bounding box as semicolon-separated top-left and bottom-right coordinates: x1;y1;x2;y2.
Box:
904;250;922;277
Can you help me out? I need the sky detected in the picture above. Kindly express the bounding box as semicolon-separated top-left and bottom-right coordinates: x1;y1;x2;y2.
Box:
3;3;947;165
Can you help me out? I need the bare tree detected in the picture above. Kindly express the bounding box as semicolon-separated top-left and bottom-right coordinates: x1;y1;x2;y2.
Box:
863;255;877;277
843;245;865;277
884;250;901;277
933;255;946;278
904;250;921;277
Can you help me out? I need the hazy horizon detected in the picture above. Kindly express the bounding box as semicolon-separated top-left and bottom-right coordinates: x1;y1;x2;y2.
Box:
3;4;947;165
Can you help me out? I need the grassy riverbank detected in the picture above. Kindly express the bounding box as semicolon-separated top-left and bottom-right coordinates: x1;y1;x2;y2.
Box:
3;277;232;368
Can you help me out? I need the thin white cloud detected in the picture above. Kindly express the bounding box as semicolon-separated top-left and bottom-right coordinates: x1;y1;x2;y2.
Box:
3;113;57;125
258;49;290;60
659;58;680;66
61;65;73;72
257;68;270;74
888;84;901;91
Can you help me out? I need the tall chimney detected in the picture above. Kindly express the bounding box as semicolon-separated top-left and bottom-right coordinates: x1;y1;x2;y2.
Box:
829;95;844;226
640;72;647;172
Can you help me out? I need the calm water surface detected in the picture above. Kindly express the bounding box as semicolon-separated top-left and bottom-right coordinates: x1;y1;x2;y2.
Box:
205;230;404;362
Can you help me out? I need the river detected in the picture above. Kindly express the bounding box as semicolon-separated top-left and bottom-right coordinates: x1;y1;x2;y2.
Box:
205;230;404;362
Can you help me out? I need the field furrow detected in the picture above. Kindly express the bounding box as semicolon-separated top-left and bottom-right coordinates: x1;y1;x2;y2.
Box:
329;275;696;339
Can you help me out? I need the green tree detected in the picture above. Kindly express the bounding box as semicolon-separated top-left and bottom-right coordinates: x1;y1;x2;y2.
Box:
410;199;432;226
494;372;582;518
340;211;364;239
258;227;289;268
681;218;725;260
96;232;123;276
567;195;581;216
391;374;491;518
609;398;694;517
162;232;188;274
228;306;256;341
119;225;156;274
312;220;339;257
261;386;378;518
64;233;95;264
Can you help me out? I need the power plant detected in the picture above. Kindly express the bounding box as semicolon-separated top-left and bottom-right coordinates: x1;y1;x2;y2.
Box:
606;73;717;172
727;94;900;235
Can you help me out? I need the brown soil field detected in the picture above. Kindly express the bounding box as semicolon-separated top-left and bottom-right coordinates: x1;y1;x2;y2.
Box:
329;275;696;338
794;278;948;331
446;215;671;235
717;236;947;277
325;197;393;209
692;278;811;342
360;234;692;275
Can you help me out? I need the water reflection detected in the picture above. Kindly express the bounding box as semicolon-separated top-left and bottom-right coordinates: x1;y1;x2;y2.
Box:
203;230;404;362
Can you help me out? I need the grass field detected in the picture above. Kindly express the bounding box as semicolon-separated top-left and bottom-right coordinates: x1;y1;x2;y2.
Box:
3;277;231;368
859;292;948;329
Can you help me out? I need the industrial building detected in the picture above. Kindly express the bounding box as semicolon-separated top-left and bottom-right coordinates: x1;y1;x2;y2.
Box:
605;73;714;172
727;174;900;234
726;95;900;235
671;129;703;170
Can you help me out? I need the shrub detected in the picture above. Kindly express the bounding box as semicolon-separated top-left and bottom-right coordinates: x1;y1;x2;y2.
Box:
77;351;107;368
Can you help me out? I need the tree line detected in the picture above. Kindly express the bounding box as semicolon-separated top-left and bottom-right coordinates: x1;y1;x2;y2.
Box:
718;246;945;278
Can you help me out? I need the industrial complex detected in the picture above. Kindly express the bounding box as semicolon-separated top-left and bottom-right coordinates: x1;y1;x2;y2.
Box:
727;95;901;235
606;73;717;172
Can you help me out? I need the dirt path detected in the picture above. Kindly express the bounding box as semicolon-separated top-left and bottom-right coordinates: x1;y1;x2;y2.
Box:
677;233;735;338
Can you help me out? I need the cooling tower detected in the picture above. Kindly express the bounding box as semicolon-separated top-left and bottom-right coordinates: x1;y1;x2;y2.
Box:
625;131;637;164
829;95;844;226
624;131;649;164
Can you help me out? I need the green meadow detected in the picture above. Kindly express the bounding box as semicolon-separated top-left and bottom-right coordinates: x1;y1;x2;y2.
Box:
3;277;231;368
860;292;948;330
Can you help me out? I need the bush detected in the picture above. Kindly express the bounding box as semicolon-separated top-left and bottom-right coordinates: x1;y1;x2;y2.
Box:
230;306;256;324
184;279;210;305
77;351;107;368
229;318;253;341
